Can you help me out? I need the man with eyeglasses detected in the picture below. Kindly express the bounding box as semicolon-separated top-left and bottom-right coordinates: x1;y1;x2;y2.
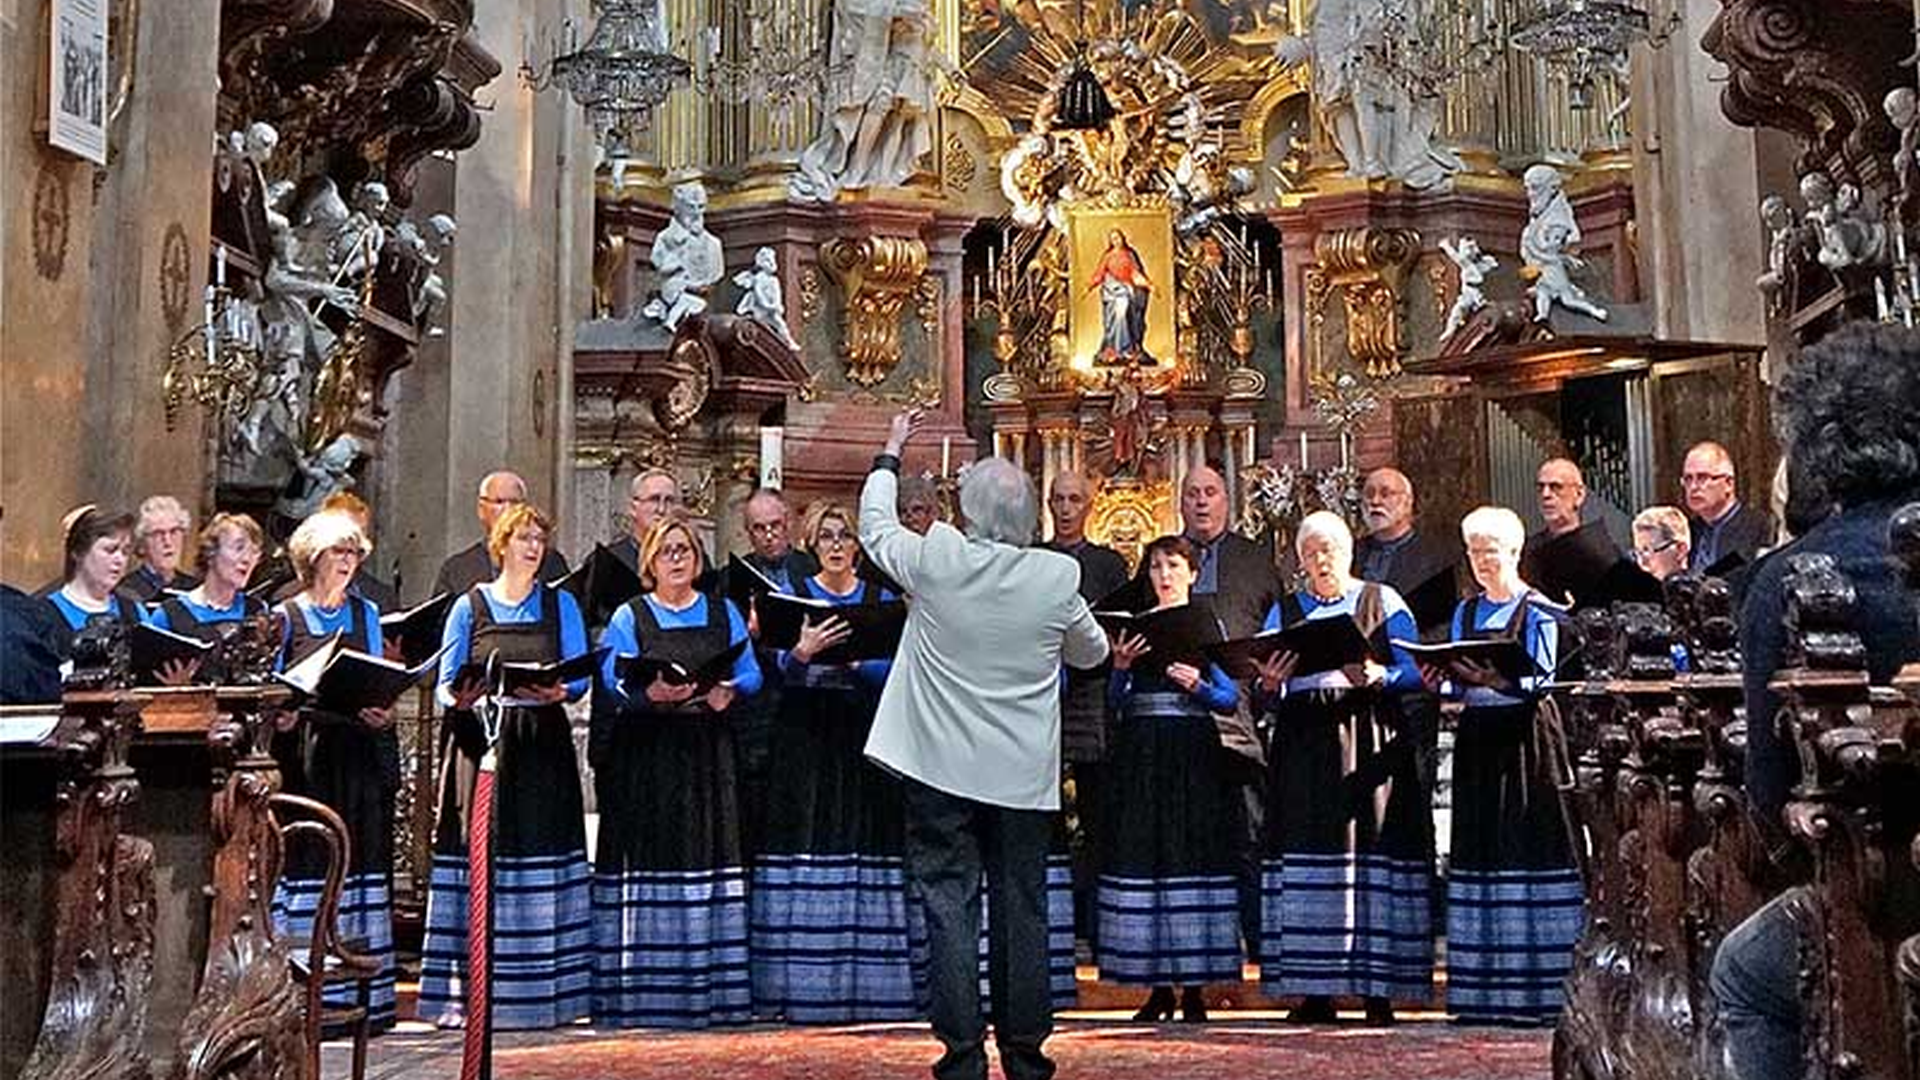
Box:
431;470;570;600
1519;457;1626;608
718;487;818;861
607;468;693;579
1681;441;1773;573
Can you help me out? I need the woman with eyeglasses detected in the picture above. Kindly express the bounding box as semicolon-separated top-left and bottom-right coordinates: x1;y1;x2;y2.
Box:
1630;506;1691;582
591;513;763;1028
44;507;149;662
149;513;269;683
269;510;401;1030
1418;505;1582;1026
749;500;918;1022
419;503;594;1031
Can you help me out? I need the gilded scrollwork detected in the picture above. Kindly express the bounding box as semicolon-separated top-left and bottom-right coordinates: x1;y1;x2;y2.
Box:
798;264;823;326
820;236;931;388
1308;226;1421;378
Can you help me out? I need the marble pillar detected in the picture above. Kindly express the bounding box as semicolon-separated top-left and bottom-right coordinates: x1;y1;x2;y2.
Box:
2;0;219;582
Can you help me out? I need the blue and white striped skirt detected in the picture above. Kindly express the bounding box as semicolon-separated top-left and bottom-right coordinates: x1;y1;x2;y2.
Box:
274;872;398;1028
752;852;921;1022
592;866;752;1028
1096;872;1243;984
1445;866;1585;1023
1259;852;1434;1001
417;850;594;1029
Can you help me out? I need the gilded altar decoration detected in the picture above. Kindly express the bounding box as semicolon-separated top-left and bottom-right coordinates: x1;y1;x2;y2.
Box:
1085;477;1175;574
1308;225;1421;377
820;235;931;387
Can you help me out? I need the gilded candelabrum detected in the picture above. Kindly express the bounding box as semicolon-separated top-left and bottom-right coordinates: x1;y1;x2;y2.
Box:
163;251;265;432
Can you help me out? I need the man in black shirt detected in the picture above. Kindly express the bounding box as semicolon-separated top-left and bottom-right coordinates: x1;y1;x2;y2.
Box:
1682;440;1774;572
1354;467;1461;639
430;470;569;599
607;467;684;577
1520;457;1624;607
1043;471;1129;944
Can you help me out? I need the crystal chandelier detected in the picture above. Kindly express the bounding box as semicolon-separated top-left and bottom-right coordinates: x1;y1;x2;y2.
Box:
1507;0;1679;109
525;2;692;159
698;0;840;125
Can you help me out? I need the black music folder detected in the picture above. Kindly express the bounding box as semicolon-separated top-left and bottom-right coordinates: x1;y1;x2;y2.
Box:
131;623;216;682
1094;602;1225;677
1393;637;1541;686
1207;614;1373;681
456;646;611;695
379;591;454;667
756;592;908;664
277;633;445;713
550;545;645;627
721;554;783;615
615;639;749;695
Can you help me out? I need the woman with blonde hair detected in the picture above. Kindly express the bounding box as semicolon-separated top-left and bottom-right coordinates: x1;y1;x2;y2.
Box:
750;500;916;1022
419;502;594;1030
1421;505;1581;1025
270;509;400;1029
592;513;762;1027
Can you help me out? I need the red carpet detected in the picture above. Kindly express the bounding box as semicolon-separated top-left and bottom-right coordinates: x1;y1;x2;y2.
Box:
339;1020;1551;1079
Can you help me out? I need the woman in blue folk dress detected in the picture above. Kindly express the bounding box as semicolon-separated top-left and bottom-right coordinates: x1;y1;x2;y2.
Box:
44;507;147;657
270;510;401;1029
1422;505;1583;1025
418;503;594;1030
750;500;921;1022
1255;511;1431;1025
593;514;763;1028
1098;534;1242;1023
149;513;268;683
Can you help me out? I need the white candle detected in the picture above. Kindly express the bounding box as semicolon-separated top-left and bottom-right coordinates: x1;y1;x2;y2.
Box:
204;285;219;360
1341;432;1353;470
942;436;952;478
1298;431;1309;468
759;426;784;490
987;244;996;283
971;273;980;311
1253;240;1261;273
215;243;227;287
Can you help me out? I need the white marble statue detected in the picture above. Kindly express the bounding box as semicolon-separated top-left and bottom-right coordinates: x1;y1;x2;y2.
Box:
642;181;725;331
1804;173;1887;271
789;0;937;201
1170;142;1255;237
241;199;359;460
1888;88;1919;207
1439;236;1497;339
276;434;362;520
1755;195;1798;313
393;212;456;334
734;246;800;350
332;180;390;280
1520;164;1608;322
1273;0;1457;189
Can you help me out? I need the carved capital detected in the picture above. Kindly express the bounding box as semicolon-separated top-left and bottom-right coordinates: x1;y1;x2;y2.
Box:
1309;227;1420;378
820;236;930;388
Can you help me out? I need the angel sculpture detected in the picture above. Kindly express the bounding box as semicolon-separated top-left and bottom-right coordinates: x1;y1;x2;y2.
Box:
733;246;800;350
1439;236;1497;339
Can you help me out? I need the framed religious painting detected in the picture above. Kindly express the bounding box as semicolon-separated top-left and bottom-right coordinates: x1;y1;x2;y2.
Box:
1067;204;1177;371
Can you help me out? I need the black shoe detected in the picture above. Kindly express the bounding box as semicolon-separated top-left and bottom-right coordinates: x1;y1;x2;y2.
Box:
1179;986;1208;1023
1287;995;1336;1024
1364;996;1395;1025
1132;986;1176;1022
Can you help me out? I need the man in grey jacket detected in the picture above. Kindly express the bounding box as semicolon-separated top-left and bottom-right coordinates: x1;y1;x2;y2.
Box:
861;410;1109;1080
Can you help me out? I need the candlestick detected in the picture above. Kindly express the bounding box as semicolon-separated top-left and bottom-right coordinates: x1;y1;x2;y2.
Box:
215;243;227;287
941;436;952;478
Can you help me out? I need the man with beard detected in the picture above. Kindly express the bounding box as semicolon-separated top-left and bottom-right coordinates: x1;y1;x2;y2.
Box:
1354;468;1461;639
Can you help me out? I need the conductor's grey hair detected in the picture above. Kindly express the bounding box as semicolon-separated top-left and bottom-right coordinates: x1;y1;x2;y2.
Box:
959;458;1039;546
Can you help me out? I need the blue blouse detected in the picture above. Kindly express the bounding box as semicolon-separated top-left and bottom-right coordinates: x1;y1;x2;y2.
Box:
1446;591;1560;707
276;595;384;670
1261;583;1422;698
47;589;148;633
435;584;591;706
1108;662;1239;714
150;592;251;632
597;593;763;703
776;579;893;687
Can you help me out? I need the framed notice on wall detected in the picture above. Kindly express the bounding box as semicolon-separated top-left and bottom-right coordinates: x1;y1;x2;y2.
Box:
49;0;108;164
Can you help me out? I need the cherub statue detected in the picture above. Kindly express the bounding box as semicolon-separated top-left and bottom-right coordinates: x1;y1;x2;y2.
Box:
1887;87;1919;206
332;180;390;280
642;181;725;331
733;246;799;350
1439;235;1498;339
1169;142;1254;236
1755;195;1798;311
1000;134;1055;230
1520;164;1609;322
1810;178;1887;271
276;434;362;520
393;213;456;334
